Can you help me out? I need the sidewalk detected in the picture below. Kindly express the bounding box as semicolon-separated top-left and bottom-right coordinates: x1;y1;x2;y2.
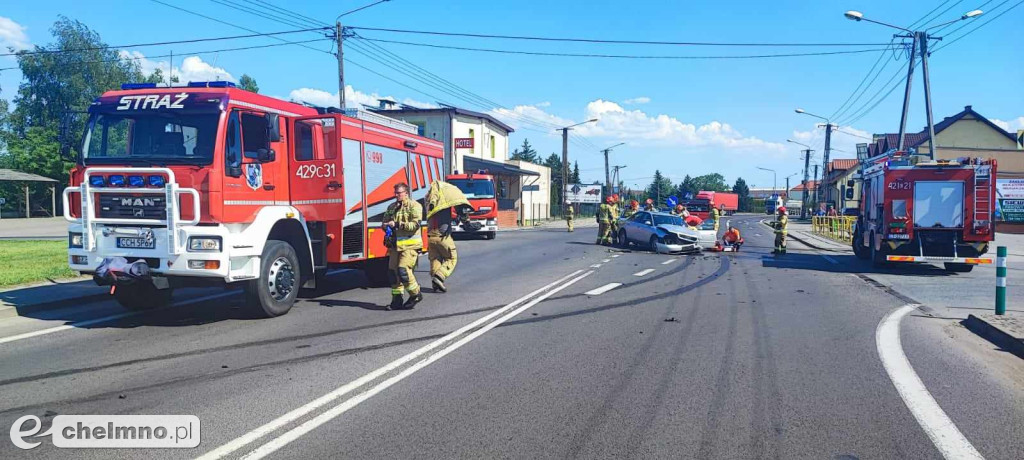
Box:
501;219;597;232
0;216;66;239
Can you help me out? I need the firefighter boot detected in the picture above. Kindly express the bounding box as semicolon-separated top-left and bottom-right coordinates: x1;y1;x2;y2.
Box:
402;292;423;309
432;274;447;293
387;294;404;311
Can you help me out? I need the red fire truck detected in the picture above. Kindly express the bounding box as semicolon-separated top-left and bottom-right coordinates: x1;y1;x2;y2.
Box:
445;171;498;239
852;150;996;272
63;82;444;317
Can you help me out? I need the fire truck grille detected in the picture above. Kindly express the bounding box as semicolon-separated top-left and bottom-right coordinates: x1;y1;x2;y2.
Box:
98;195;167;220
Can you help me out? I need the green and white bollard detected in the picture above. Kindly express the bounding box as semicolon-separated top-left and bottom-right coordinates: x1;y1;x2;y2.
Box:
996;246;1007;316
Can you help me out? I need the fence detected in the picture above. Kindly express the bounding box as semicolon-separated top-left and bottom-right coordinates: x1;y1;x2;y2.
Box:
811;216;856;242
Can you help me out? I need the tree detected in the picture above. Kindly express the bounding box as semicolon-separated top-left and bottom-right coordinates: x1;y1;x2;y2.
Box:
572;161;580;183
1;17;153;184
733;177;755;212
676;174;695;198
645;170;674;206
509;138;539;164
238;74;259;93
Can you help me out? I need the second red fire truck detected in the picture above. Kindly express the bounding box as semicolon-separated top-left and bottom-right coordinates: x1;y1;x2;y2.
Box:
852;149;996;272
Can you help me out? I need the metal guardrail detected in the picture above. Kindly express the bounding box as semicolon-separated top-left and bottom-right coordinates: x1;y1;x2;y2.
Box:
811;216;856;243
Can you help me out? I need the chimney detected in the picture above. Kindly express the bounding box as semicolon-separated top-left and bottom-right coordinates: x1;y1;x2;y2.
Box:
965;105;972;111
378;99;397;110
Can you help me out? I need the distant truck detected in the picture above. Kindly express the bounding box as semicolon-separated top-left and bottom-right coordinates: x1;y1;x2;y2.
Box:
446;171;498;240
696;191;739;215
764;195;785;214
853;150;996;272
679;198;711;220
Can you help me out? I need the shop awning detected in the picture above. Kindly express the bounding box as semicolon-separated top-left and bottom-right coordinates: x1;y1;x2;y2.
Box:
463;157;540;177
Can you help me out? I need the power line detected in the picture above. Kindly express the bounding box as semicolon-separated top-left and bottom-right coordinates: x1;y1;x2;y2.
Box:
209;0;316;30
149;0;332;55
337;0;391;20
930;0;997;34
828;39;896;119
0;25;330;57
908;0;957;28
347;26;893;47
836;59;911;126
356;37;891;59
918;0;966;28
0;38;331;71
252;0;329;27
843;60;918;127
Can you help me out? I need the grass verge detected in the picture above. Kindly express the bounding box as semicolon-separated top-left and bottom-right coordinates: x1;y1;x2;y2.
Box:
0;240;78;288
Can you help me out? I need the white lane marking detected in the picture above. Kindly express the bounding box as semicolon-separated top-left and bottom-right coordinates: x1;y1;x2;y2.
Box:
585;283;622;296
661;258;677;265
0;291;234;346
821;255;839;265
200;269;586;460
611;254;620;258
876;304;984;460
633;269;655;277
601;259;611;263
238;270;595;460
590;264;602;268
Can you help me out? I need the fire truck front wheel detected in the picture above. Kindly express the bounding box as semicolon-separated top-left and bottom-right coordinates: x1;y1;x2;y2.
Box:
244;240;300;318
114;282;172;311
852;226;870;260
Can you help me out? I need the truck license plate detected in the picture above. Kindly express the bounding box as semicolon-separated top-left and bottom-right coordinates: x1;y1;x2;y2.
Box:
117;237;155;249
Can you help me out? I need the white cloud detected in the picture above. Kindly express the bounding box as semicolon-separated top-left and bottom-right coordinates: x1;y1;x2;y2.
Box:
288;85;436;109
0;16;30;52
535;101;551;108
623;96;651;105
119;51;233;83
993;117;1024;132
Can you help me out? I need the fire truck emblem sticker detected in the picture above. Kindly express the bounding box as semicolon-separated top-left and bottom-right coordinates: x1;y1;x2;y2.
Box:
245;164;263;191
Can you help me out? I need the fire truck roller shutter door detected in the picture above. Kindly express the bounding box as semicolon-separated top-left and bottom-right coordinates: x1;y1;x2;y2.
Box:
342;138;365;259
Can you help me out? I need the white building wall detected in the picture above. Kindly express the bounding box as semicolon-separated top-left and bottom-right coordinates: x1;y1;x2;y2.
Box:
451;115;509;173
508;160;551;222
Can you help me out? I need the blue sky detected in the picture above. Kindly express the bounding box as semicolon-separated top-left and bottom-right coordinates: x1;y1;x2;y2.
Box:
1;0;1020;190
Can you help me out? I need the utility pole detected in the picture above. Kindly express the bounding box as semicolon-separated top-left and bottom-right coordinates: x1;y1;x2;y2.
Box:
603;148;611;193
822;123;833;206
336;21;345;109
919;31;937;158
801;149;812;219
896;33;918;151
611;165;627;194
813;164;820;213
561;128;569;210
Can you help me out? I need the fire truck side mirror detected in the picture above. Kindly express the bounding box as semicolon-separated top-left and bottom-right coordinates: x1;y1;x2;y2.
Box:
58;112;79;162
256;148;276;163
265;113;281;143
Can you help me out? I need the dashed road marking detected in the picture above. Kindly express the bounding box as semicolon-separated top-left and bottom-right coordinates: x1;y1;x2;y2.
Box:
661;259;677;265
611;255;620;258
590;264;602;268
633;269;655;277
601;259;611;263
585;283;622;296
876;304;984;460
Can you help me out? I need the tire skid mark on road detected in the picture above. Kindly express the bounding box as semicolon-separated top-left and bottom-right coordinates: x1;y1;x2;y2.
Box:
877;305;985;460
624;262;707;457
742;259;785;459
0;303;512;389
696;262;740;459
564;259;701;459
505;257;729;332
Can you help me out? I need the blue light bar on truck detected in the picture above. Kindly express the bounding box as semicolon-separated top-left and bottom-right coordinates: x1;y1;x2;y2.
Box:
88;176;105;187
187;81;236;88
121;83;158;90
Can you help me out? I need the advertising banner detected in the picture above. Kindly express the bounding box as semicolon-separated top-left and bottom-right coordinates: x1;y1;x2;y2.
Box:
566;184;602;204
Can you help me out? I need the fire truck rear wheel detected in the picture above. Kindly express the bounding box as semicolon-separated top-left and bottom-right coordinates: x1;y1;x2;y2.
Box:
244;240;300;318
852;226;870;260
870;233;888;268
483;231;496;240
944;263;974;273
114;282;171;311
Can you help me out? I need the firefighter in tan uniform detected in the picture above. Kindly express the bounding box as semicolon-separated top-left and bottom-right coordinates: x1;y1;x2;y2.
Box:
710;206;721;232
597;196;614;245
566;201;575;232
609;194;621;245
424;180;471;293
383;182;424;310
771;206;788;255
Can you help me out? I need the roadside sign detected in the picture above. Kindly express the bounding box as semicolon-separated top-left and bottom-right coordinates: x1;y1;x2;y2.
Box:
666;196;678;207
0;197;5;206
997;179;1024;222
454;138;474;149
566;183;601;204
522;184;539;192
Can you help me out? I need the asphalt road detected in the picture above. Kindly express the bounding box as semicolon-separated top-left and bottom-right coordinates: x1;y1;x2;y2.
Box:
0;215;1021;459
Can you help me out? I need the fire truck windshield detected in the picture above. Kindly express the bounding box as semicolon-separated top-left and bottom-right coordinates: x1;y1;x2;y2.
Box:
450;179;496;199
82;112;219;165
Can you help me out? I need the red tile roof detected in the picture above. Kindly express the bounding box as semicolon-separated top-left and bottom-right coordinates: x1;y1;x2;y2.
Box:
790;180;819;192
829;159;858;172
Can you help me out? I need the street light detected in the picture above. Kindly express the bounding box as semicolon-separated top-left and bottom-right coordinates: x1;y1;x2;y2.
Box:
795;108;836;205
788;139;815;219
845;8;982;159
556;118;599;209
756;167;777;197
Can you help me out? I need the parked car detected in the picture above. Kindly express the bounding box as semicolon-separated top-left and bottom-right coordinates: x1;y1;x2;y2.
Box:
695;219;718;250
617;211;700;253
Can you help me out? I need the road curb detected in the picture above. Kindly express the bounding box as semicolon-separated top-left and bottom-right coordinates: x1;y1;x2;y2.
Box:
962;314;1024;360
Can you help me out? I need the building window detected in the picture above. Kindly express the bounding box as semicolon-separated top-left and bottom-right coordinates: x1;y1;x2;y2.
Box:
490;135;495;158
411;121;425;136
468;128;475;154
